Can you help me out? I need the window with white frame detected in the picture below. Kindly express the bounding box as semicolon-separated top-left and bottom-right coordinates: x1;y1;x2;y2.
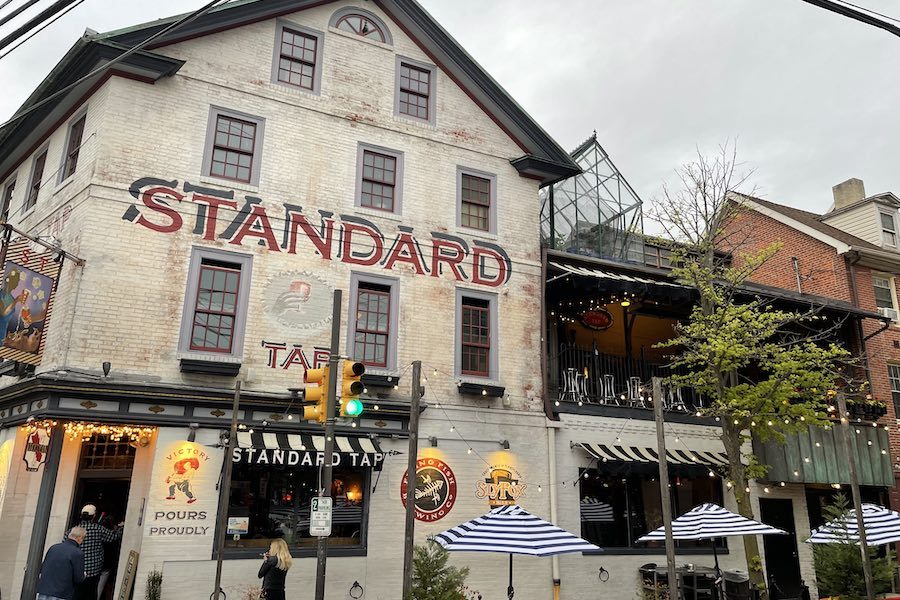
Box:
178;247;253;358
272;21;323;93
882;212;898;247
889;365;900;418
873;275;898;321
456;290;497;380
202;108;266;186
348;274;399;370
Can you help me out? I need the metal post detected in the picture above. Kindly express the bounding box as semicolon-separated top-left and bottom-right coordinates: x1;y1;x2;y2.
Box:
211;381;241;600
20;422;64;600
401;360;422;600
837;392;876;600
314;290;343;600
653;377;678;599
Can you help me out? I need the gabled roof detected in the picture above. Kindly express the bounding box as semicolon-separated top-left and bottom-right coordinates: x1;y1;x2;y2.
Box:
823;191;900;219
0;0;579;186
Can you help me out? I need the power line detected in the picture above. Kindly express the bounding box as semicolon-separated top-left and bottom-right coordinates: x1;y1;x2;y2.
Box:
0;0;230;130
0;0;41;29
833;0;900;25
799;0;900;38
0;0;82;52
0;0;85;60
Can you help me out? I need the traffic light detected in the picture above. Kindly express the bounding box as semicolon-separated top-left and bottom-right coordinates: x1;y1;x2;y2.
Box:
304;366;329;423
340;361;366;418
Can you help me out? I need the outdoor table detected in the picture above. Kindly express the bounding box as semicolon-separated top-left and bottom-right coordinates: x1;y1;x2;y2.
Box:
642;565;718;600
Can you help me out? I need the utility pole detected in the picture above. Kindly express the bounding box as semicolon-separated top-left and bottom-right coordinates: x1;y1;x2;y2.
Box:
211;381;241;600
837;392;875;600
314;290;343;600
401;361;423;600
653;377;678;598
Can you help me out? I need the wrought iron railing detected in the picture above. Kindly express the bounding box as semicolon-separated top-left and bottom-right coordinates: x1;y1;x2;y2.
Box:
550;343;704;411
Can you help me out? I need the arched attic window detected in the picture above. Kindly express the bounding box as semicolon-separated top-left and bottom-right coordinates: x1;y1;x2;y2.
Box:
330;7;393;45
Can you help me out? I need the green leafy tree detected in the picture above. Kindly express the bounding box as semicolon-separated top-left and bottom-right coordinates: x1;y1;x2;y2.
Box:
411;542;470;600
813;494;894;599
648;144;851;596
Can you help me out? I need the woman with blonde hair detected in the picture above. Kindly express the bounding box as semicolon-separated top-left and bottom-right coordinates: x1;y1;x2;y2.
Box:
258;538;292;600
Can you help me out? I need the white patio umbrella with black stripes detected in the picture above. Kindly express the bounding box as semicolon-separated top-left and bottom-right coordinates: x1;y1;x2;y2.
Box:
807;503;900;546
637;503;787;572
434;505;600;599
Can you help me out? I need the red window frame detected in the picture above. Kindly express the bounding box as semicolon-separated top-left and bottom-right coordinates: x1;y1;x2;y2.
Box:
63;115;86;179
360;150;397;212
354;284;391;367
26;150;47;211
399;62;431;120
335;14;386;43
277;27;318;90
460;173;491;231
461;298;490;377
189;262;242;353
210;115;257;183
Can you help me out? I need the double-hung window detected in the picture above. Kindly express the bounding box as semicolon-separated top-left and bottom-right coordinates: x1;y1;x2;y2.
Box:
458;168;496;234
203;108;265;186
349;274;398;370
355;144;403;214
1;179;15;222
882;212;898;247
25;150;47;212
179;247;252;358
396;58;436;123
873;275;898;321
458;294;496;378
889;365;900;418
62;114;86;180
277;27;318;90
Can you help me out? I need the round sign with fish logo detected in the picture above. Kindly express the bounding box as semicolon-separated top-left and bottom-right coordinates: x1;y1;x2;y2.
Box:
400;458;457;522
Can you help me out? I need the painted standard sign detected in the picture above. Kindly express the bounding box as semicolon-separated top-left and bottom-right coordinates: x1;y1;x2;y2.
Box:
310;497;332;537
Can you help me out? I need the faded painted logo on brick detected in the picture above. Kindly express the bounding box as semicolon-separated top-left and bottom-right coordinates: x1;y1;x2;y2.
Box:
264;270;333;331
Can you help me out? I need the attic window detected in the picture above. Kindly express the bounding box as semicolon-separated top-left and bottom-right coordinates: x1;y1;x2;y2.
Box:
336;14;386;43
881;212;897;247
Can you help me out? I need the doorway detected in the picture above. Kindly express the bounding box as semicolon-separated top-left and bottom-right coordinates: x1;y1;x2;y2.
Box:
759;498;803;600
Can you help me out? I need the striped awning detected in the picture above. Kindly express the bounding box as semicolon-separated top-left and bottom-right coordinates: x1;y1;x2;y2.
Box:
233;431;385;470
576;442;729;467
548;261;683;287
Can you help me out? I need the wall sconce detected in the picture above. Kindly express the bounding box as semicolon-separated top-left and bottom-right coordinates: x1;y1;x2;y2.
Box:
500;440;510;450
428;436;438;448
187;422;200;442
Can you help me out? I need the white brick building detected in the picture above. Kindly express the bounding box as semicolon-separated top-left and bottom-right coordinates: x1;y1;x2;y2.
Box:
0;2;580;599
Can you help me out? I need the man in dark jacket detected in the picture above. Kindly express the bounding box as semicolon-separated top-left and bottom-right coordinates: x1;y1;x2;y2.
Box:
68;504;123;600
37;527;86;600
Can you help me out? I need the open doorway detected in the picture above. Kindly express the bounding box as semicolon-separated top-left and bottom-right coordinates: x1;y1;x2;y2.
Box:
69;433;136;600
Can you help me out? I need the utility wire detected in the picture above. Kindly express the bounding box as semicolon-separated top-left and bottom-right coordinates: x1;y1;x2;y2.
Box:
833;0;900;24
0;0;41;29
0;0;230;130
799;0;900;38
0;0;81;52
0;0;85;60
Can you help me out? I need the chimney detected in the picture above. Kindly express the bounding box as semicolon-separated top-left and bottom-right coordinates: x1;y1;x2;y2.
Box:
832;178;866;210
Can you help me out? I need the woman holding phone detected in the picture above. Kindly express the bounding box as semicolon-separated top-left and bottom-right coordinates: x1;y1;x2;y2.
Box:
257;538;292;600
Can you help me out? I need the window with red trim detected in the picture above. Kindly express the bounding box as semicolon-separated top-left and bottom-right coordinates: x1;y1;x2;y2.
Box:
354;283;391;367
210;116;257;183
460;173;491;231
336;14;386;43
278;27;318;90
461;297;490;377
189;258;242;353
399;62;431;120
63;115;86;180
360;150;397;212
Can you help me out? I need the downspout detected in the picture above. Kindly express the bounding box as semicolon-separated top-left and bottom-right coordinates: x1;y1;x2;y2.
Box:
548;423;561;599
791;256;802;294
845;251;874;383
541;247;556;420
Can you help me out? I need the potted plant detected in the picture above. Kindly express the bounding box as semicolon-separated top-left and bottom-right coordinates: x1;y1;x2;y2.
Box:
145;569;162;600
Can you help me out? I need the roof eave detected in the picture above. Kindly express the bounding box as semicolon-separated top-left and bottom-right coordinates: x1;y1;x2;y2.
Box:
511;155;581;187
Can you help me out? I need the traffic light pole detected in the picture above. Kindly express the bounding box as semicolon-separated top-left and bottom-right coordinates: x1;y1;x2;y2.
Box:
314;289;342;600
401;360;422;600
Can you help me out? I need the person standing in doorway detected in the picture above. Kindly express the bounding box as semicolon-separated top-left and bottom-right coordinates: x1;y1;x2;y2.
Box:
257;538;292;600
36;527;86;600
68;504;123;600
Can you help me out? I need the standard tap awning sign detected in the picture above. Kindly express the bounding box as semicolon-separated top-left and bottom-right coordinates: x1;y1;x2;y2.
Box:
232;432;385;469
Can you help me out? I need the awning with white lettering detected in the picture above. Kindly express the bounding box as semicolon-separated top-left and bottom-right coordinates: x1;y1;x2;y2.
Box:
233;431;386;470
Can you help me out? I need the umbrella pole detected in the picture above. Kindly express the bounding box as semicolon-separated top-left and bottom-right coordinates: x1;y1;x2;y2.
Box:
507;553;514;600
713;539;720;574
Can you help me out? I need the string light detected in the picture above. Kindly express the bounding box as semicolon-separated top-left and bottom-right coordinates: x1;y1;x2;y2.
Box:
55;422;155;444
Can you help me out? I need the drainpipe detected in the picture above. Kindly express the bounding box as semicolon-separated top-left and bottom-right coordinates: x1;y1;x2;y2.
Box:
548;423;561;598
791;257;802;294
844;252;873;383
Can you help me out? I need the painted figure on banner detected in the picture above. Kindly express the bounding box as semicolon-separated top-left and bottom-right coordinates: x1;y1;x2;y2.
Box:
166;457;200;504
0;263;51;354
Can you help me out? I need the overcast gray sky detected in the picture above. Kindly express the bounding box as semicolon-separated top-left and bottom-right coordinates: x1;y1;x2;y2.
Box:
0;0;897;216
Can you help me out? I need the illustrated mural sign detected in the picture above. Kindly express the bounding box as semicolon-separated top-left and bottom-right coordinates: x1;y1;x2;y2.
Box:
0;237;61;365
23;427;50;472
400;457;457;522
476;465;526;507
146;441;219;537
264;270;334;331
123;178;512;287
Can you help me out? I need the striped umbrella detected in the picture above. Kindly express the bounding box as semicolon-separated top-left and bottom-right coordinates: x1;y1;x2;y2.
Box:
807;503;900;546
434;505;600;599
637;503;787;571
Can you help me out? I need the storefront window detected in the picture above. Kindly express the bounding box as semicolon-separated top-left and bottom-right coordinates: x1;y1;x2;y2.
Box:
226;463;368;553
579;469;723;550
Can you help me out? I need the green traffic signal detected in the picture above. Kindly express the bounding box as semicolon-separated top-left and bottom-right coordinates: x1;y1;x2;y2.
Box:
344;398;364;417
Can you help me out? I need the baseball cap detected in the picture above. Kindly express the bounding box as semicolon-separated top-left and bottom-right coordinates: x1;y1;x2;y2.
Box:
81;504;97;516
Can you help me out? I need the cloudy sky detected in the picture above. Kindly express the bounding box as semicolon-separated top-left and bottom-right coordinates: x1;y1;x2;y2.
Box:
0;0;897;215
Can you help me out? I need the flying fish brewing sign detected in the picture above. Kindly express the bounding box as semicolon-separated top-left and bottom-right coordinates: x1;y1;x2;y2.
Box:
0;237;61;365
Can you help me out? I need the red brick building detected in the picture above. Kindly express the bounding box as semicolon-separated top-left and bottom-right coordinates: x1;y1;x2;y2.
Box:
723;179;900;507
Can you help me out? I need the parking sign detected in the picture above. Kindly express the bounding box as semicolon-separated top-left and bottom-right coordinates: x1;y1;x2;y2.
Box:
310;497;333;536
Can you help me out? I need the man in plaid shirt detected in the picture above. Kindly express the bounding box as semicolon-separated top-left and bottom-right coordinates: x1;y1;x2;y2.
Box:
67;504;122;600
